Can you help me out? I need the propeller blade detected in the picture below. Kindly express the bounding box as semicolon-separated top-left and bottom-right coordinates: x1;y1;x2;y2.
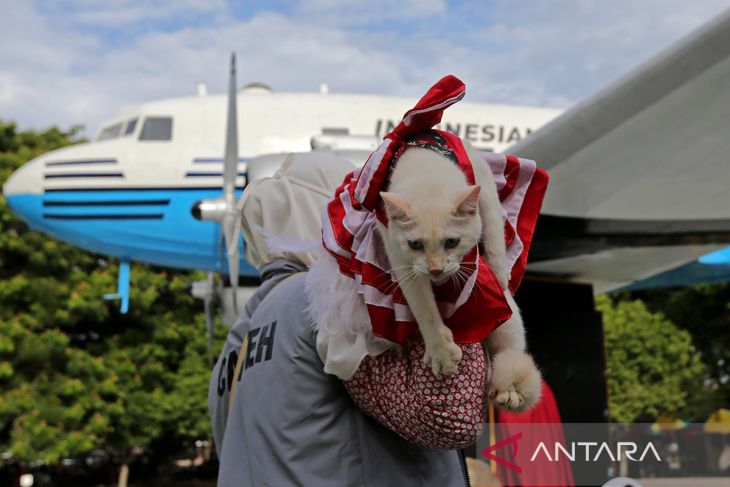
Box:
226;205;243;278
223;212;240;286
223;52;240;296
223;52;239;207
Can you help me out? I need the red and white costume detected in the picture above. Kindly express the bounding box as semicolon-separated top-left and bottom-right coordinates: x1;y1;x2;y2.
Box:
321;75;548;347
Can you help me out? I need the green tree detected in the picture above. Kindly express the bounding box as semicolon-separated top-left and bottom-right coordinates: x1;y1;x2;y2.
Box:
598;295;709;423
0;119;219;485
632;283;730;410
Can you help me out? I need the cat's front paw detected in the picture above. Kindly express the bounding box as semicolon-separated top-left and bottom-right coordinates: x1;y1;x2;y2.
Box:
488;349;541;412
422;330;463;377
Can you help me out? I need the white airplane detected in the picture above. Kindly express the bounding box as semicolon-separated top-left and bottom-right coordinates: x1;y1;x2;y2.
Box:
4;9;730;321
1;57;558;319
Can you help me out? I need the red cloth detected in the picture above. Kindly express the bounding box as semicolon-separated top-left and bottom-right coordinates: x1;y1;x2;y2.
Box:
321;75;549;346
496;381;575;487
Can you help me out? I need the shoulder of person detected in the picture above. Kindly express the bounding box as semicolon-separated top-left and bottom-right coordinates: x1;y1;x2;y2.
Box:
252;272;316;340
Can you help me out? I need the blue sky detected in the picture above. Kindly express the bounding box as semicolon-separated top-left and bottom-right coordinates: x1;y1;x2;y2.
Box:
1;0;728;136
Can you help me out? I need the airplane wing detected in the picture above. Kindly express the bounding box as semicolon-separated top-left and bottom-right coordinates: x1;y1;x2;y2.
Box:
509;9;730;292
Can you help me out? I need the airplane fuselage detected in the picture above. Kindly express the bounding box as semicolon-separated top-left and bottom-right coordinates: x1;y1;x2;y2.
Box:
3;87;561;275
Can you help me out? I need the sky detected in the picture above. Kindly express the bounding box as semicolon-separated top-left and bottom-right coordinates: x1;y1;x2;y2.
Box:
1;0;729;137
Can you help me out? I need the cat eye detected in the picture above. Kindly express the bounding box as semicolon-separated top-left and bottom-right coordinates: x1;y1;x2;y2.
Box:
444;238;460;249
407;239;424;251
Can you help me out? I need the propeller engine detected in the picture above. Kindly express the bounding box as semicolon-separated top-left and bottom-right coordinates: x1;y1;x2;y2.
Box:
189;55;371;361
191;54;250;361
192;53;243;288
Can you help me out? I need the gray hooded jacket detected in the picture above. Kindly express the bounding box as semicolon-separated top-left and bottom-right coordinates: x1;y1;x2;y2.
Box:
209;259;469;486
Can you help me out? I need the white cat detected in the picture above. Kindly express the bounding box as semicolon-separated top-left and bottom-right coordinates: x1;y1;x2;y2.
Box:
308;142;541;411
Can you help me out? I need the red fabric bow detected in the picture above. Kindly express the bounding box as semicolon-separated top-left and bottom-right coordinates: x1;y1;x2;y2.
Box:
354;75;467;213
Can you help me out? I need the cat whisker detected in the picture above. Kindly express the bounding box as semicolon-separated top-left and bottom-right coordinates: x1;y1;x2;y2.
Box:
453;267;471;289
453;267;500;305
449;270;464;289
396;270;421;293
371;265;412;283
384;268;419;294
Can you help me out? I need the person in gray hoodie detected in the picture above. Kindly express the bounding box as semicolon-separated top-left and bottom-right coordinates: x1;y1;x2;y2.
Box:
209;151;489;486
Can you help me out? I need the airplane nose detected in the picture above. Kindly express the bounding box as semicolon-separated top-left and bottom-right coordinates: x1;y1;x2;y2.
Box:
3;157;44;226
3;158;43;197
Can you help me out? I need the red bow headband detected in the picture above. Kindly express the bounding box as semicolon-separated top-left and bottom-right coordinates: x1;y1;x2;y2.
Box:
353;75;467;212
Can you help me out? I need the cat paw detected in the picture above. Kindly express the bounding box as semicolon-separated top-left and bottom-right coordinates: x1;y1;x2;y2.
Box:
422;333;463;377
488;349;541;412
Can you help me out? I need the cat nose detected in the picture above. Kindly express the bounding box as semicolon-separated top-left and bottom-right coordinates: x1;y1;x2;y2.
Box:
429;268;443;276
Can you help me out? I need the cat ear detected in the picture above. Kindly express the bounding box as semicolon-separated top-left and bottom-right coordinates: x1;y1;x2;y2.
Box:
452;185;481;217
381;192;412;222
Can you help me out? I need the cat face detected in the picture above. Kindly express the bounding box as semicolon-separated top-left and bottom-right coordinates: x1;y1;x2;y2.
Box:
381;186;481;284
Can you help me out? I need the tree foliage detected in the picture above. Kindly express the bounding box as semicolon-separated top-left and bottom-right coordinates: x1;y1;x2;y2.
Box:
0;119;219;466
631;283;730;410
598;295;709;423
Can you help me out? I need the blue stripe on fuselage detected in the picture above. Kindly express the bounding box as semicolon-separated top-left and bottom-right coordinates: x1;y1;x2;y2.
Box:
6;188;257;276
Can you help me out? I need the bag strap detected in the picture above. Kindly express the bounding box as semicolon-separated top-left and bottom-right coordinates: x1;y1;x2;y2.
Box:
227;332;249;413
226;272;304;415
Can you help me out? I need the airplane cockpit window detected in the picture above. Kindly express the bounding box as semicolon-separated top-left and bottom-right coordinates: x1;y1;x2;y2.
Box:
124;118;138;136
139;117;173;141
97;123;123;141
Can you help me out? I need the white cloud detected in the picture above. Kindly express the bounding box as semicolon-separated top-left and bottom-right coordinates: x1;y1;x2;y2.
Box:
468;0;730;103
0;0;728;135
297;0;447;23
46;0;228;27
